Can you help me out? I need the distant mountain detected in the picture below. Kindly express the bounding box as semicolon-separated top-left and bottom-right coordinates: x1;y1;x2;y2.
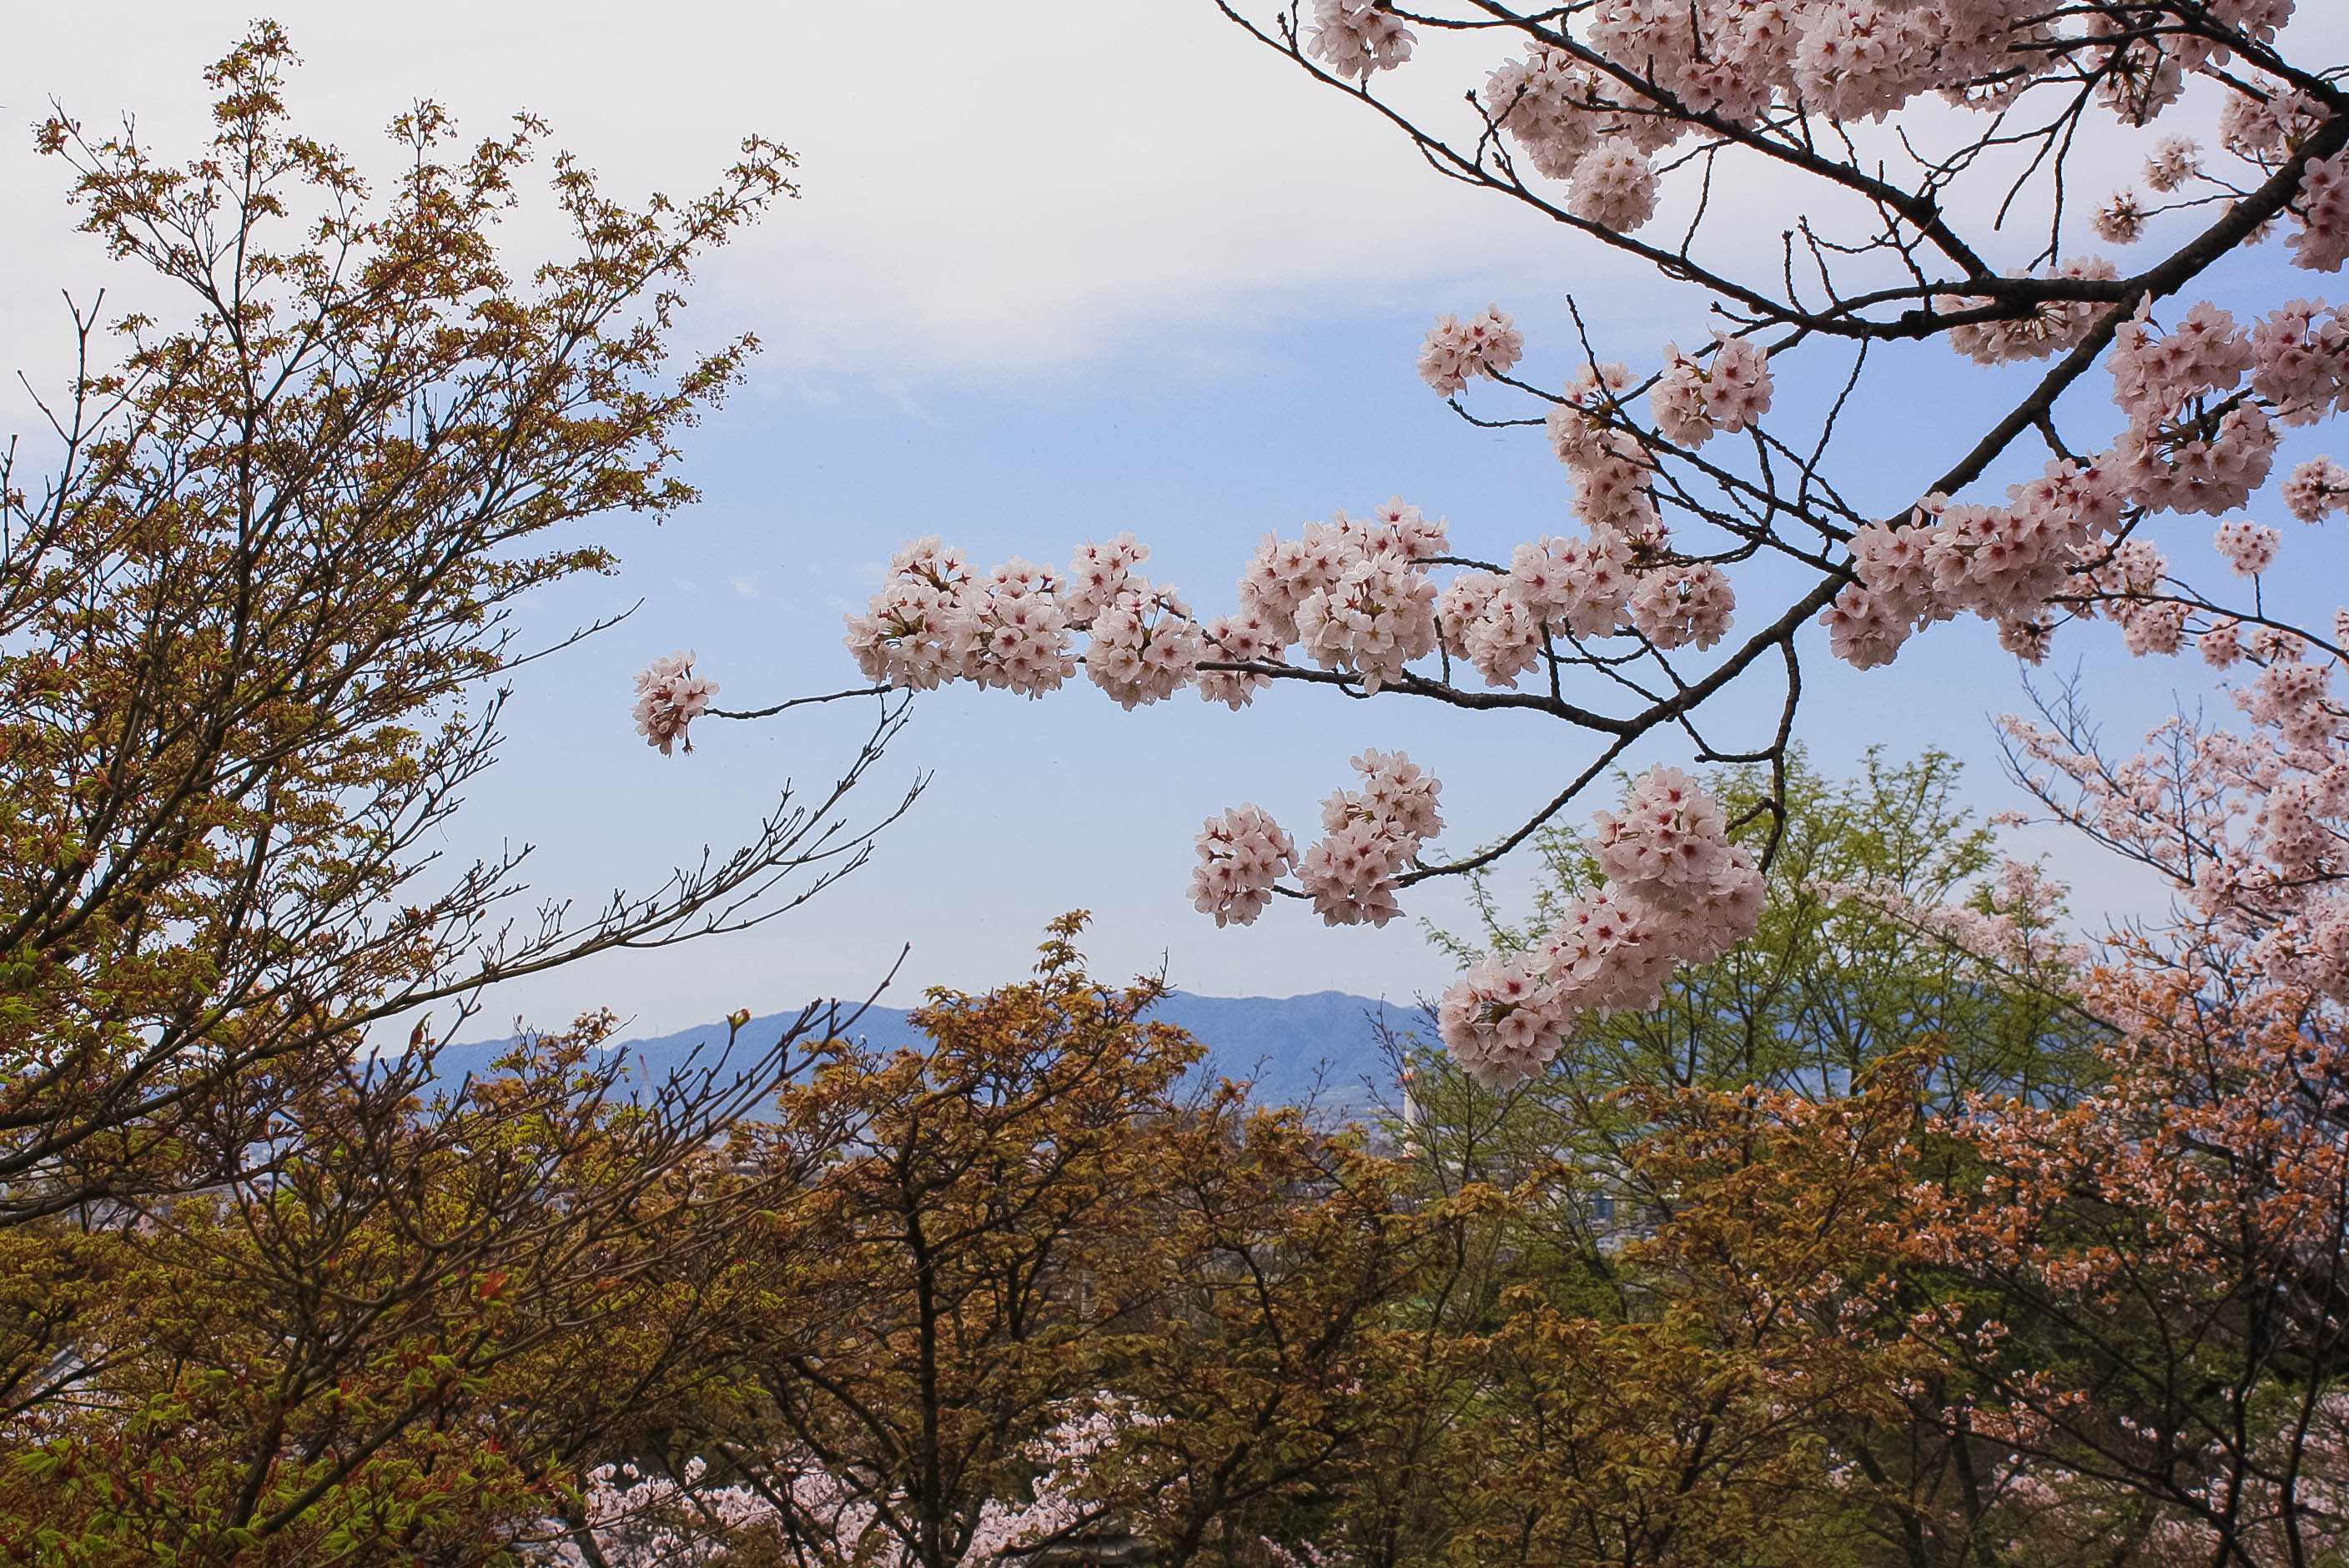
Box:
430;991;1426;1118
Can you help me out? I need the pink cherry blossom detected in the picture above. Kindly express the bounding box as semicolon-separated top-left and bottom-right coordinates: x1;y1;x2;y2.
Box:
1438;956;1569;1088
2093;189;2146;245
1821;584;1912;671
1506;532;1635;641
1195;610;1284;710
968;559;1076;697
1483;46;1602;181
1592;764;1733;912
1305;0;1415;79
1086;578;1205;709
2289;148;2349;274
1941;258;2116;367
845;536;981;691
1629;560;1736;651
1064;532;1149;623
2109;299;2255;415
770;0;2349;1098
631;651;718;756
1298;820;1410;927
1190;804;1297;927
2219;77;2326;166
1439;770;1761;1078
1650;335;1774;447
1793;0;1940;125
1293;551;1440;692
1293;750;1443;927
1418;305;1525;394
1235;505;1446;690
2249;299;2349;425
2214;520;2281;575
2111;403;2278;517
1567;138;1658;233
2284;456;2349;523
1461;590;1547;687
2144;134;2202;193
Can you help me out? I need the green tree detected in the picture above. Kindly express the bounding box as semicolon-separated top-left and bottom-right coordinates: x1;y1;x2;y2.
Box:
1413;748;2098;1200
1351;751;2112;1568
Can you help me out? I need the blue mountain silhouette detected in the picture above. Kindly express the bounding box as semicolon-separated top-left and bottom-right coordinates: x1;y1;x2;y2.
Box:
431;991;1422;1117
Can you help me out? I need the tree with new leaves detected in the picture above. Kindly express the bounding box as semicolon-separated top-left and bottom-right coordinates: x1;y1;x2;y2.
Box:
700;916;1205;1568
551;919;1464;1568
1079;1097;1463;1568
1340;753;2088;1568
0;22;912;1222
0;1017;868;1567
1387;724;2349;1565
0;27;914;1564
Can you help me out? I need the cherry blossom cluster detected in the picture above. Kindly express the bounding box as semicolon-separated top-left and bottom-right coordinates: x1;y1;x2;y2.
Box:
556;1409;1140;1567
1649;334;1774;446
2091;190;2145;246
2090;73;2336;259
2290;148;2349;274
631;651;717;755
1190;804;1295;927
554;1458;789;1567
1998;640;2349;1000
843;538;1088;698
1438;768;1763;1087
2213;519;2281;575
1890;656;2349;1559
1315;6;2349;706
1299;747;1443;926
2285;455;2349;522
1574;4;2283;146
1824;461;2125;670
684;0;2349;1093
1304;0;1413;81
2221;76;2328;171
804;242;2345;1076
1942;258;2118;367
1994;1404;2349;1568
1193;751;1443;931
1417;305;1524;394
1822;285;2349;671
1466;5;2310;244
844;502;1495;716
2107;301;2281;518
1818;859;2089;983
1543;360;1667;539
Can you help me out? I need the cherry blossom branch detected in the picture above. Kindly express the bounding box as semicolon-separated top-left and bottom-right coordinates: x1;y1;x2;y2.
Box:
670;0;2349;1087
710;684;896;721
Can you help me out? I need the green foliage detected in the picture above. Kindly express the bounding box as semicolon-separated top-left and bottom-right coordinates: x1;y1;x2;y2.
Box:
1411;748;2103;1200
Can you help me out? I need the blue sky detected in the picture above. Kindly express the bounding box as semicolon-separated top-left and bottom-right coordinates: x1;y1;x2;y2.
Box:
7;3;2345;1039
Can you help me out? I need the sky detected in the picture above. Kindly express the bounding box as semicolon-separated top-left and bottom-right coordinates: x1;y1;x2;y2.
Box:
5;3;2345;1040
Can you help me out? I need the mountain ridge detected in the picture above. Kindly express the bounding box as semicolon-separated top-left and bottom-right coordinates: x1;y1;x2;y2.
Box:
431;990;1423;1115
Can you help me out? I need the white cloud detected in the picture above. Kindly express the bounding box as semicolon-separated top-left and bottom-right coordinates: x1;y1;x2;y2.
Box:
8;3;2346;394
0;1;1605;388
